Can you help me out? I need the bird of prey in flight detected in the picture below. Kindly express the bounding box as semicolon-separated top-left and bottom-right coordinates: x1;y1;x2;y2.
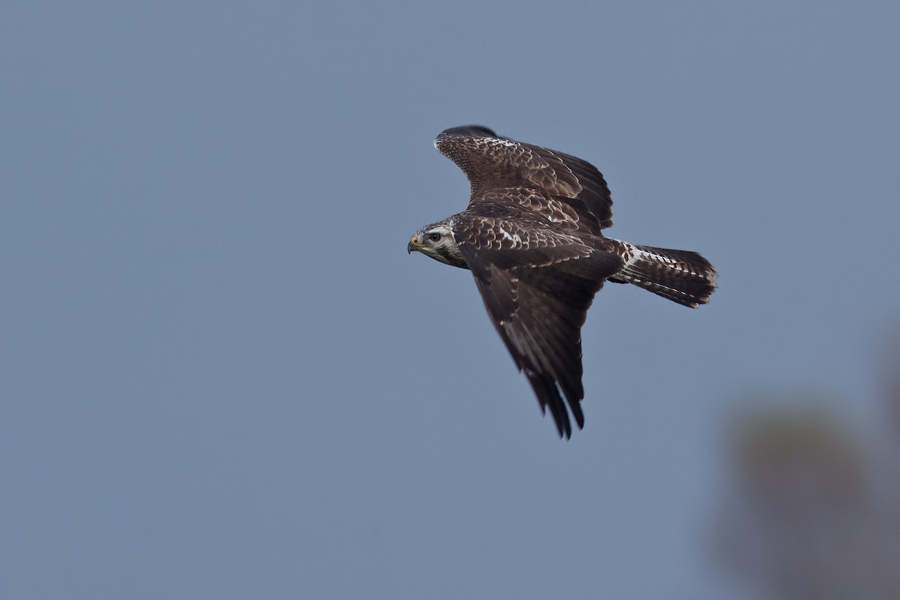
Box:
408;126;717;438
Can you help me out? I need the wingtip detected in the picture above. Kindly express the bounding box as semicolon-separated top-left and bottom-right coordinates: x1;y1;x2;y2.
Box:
553;415;570;439
538;401;569;439
437;125;499;139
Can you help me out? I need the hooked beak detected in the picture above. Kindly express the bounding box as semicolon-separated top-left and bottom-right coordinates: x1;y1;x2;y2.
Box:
407;235;420;254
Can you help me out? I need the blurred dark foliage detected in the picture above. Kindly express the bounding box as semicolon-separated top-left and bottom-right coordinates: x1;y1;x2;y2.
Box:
887;333;900;443
716;334;900;600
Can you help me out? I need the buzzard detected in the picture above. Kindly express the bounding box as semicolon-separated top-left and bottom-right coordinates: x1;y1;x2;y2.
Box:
408;126;716;438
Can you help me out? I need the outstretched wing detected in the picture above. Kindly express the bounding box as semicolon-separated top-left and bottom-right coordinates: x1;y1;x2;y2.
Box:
451;204;624;437
435;125;614;233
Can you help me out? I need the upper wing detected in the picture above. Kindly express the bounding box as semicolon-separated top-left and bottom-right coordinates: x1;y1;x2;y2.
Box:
451;206;624;437
435;125;614;232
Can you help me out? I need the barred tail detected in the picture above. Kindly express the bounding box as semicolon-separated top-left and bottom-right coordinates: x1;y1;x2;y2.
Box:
607;240;717;308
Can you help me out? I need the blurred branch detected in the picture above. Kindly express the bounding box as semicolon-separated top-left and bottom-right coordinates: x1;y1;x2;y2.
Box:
884;333;900;444
717;403;900;599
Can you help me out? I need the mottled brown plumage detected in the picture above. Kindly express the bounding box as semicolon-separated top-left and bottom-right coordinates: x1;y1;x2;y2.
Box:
408;126;717;438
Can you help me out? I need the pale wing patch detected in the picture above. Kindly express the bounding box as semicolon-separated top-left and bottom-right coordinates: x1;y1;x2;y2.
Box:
483;137;519;148
497;228;523;247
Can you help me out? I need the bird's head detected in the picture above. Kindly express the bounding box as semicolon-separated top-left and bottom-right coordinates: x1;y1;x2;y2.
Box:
407;220;468;269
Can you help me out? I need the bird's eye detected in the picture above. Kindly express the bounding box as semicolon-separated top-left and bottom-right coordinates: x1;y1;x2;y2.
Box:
429;232;442;242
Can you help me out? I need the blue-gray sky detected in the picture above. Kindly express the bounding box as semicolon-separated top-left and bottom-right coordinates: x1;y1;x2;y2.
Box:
2;1;899;598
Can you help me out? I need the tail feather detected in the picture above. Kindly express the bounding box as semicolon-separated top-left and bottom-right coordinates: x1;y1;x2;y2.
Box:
607;240;717;308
